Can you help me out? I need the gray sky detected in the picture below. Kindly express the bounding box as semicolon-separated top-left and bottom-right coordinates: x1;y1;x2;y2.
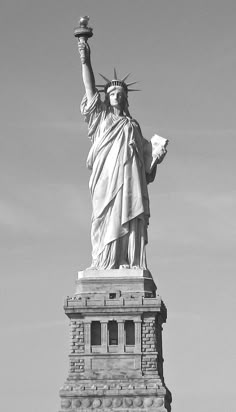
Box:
0;1;236;411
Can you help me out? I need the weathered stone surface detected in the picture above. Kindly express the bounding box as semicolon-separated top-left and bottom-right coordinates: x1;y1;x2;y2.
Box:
59;270;171;411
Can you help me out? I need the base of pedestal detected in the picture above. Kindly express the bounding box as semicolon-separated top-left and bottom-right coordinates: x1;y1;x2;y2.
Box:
59;379;171;411
59;402;169;411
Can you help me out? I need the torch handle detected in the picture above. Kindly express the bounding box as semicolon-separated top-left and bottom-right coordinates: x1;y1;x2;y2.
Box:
78;36;87;64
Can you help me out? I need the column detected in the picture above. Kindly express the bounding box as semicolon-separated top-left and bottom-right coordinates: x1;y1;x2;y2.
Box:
118;320;124;352
135;320;142;352
101;321;108;353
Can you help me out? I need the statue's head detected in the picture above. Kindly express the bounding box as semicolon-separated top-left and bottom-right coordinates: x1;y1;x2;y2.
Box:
106;85;128;111
96;70;139;115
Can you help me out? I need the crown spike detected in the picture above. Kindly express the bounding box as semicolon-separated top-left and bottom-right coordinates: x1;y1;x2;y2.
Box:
99;73;111;83
127;88;141;92
126;81;139;87
113;68;118;80
121;72;131;82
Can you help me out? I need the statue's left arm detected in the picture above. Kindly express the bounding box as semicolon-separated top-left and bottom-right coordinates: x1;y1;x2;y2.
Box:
142;133;168;184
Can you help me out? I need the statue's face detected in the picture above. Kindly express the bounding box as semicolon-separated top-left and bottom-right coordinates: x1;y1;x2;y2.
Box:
109;88;126;109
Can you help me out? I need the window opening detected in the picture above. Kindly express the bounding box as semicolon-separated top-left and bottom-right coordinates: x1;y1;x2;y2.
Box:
109;293;116;299
91;321;101;346
125;320;135;345
108;321;118;345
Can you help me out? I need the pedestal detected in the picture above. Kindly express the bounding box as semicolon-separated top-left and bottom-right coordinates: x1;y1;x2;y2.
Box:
59;269;172;411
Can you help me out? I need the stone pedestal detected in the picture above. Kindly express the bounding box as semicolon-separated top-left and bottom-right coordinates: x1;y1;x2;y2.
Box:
59;269;172;411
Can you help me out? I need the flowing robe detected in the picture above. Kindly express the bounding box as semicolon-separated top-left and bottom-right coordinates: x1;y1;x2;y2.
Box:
81;91;154;269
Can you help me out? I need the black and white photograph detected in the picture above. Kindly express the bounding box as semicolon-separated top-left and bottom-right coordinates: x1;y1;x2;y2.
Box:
1;1;235;411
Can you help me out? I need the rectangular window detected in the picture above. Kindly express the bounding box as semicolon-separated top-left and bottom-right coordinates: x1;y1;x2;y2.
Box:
108;321;118;345
125;320;135;345
109;293;116;299
91;321;101;346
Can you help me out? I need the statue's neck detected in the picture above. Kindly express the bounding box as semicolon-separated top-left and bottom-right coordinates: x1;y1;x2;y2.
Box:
110;107;124;117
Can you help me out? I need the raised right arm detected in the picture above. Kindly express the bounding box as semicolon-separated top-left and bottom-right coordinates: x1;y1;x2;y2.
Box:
78;41;96;103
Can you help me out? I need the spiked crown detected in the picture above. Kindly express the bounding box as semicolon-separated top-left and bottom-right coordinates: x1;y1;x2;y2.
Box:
96;69;140;94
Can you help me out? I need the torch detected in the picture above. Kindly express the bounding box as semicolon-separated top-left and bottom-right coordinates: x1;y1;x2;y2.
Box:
74;16;93;64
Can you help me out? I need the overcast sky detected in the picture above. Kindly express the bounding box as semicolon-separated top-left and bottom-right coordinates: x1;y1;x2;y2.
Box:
0;1;236;411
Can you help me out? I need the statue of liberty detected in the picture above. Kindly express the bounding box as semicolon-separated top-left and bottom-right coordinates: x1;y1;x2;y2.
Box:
77;19;168;271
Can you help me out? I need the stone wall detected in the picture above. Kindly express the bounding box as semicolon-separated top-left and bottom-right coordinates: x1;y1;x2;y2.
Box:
141;315;157;352
141;315;158;374
69;320;85;376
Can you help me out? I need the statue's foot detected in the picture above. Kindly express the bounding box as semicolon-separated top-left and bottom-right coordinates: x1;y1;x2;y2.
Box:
119;264;130;269
86;264;97;270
